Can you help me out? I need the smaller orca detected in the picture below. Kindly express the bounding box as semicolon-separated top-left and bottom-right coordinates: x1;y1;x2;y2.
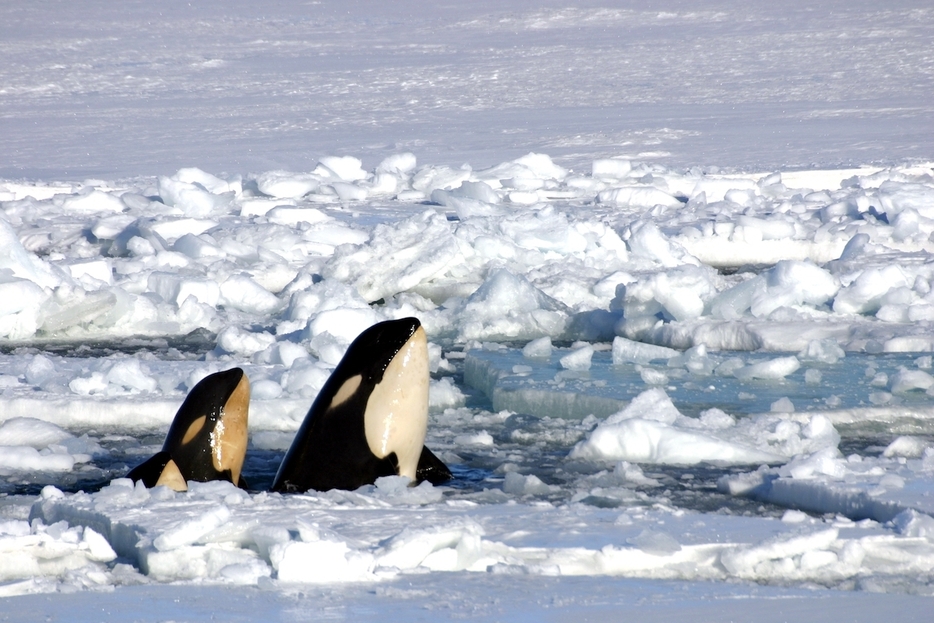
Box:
272;317;452;493
127;367;250;491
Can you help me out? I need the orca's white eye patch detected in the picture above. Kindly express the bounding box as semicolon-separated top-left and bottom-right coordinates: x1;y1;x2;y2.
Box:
182;415;206;445
329;374;363;410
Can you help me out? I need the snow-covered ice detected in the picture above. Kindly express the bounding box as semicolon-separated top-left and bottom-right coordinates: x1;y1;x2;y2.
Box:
3;0;934;619
4;147;934;608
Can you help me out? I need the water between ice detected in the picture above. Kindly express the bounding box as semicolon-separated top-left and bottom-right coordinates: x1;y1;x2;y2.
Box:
3;343;932;517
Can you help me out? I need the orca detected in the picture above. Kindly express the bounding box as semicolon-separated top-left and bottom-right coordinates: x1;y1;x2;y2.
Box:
272;317;451;493
127;367;250;491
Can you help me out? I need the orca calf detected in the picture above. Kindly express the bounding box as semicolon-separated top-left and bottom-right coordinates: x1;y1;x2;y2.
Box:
272;317;451;493
127;367;250;491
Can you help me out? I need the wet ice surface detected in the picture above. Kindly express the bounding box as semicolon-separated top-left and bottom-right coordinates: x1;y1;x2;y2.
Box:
467;346;934;420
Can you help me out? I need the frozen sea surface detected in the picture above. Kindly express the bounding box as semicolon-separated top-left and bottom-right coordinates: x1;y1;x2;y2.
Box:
3;0;934;620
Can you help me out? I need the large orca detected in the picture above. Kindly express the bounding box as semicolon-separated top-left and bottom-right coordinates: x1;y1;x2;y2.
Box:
272;317;451;493
126;367;250;491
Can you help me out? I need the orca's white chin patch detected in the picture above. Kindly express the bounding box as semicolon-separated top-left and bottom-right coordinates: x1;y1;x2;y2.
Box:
364;326;429;480
211;373;250;485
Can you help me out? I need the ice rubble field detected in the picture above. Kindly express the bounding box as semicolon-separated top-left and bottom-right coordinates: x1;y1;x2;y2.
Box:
1;151;934;602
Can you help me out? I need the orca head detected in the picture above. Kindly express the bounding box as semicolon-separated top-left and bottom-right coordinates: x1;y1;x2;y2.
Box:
271;318;433;493
324;317;429;480
161;367;250;488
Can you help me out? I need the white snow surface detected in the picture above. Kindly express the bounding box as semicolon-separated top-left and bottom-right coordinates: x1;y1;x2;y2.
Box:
3;0;934;619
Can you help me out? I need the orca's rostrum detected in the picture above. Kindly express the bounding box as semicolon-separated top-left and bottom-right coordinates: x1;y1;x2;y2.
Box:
272;317;451;493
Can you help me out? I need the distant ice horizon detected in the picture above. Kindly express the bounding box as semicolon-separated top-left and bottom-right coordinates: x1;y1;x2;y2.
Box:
2;0;931;180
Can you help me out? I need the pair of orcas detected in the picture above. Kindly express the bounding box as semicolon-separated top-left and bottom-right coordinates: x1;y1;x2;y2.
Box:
126;317;452;493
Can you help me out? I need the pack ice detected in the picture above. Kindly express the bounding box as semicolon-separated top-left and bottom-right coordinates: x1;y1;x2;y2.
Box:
3;152;934;596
